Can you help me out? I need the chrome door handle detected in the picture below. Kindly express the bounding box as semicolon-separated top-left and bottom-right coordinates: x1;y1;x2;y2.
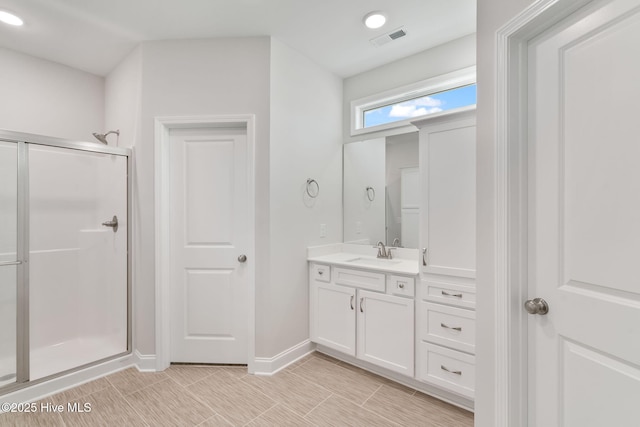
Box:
359;297;364;313
102;215;118;232
524;298;549;315
422;248;427;266
441;365;462;375
442;291;463;298
350;295;354;310
0;260;22;266
440;323;462;331
238;254;247;263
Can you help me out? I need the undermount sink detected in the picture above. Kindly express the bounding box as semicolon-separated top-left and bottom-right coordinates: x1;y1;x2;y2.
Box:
345;257;402;266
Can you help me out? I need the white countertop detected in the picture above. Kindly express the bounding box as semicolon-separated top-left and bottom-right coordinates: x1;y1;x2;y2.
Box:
307;243;419;275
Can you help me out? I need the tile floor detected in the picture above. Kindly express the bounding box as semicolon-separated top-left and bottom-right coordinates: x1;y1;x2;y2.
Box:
0;352;473;427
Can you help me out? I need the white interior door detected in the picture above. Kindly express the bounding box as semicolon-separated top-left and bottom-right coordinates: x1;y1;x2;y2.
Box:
528;0;640;425
169;126;248;364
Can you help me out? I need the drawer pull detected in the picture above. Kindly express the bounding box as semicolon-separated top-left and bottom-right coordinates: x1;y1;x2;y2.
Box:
441;291;463;298
441;365;462;376
398;283;405;289
360;297;364;313
440;323;462;332
350;295;354;310
318;270;324;275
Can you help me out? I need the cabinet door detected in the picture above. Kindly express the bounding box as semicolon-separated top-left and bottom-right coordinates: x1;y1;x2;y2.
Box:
310;282;356;356
357;290;414;376
419;116;476;278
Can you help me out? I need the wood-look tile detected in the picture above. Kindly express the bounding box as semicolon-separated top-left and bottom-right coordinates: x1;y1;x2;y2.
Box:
197;414;234;427
305;395;399;427
242;370;331;416
291;357;382;405
165;365;221;387
220;366;247;379
59;386;147;427
127;378;214;427
106;367;169;396
310;351;341;364
363;384;474;427
186;370;276;426
335;361;416;396
46;377;111;404
413;390;474;427
246;404;315;427
0;407;65;427
284;351;340;373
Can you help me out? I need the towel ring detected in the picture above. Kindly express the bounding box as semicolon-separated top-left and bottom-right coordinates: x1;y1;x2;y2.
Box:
366;186;375;202
306;179;320;198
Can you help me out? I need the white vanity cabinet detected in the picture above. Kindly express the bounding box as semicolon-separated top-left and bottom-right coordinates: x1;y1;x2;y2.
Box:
309;263;415;376
310;281;356;356
413;109;477;400
357;289;414;376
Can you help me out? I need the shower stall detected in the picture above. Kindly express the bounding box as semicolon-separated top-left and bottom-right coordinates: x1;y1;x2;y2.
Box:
0;130;131;394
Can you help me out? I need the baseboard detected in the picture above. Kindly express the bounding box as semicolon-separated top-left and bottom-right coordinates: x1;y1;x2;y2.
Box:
252;340;315;375
133;350;157;372
0;354;134;406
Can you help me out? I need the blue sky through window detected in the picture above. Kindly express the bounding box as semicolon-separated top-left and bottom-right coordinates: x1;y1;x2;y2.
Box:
363;84;477;128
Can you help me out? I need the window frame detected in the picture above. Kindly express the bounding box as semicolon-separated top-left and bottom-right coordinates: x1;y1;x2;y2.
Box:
350;66;477;136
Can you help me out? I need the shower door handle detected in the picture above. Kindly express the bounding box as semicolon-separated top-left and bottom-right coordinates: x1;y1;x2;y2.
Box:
102;215;119;232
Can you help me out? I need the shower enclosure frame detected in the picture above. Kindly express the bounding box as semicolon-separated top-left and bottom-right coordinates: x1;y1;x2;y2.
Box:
0;129;132;395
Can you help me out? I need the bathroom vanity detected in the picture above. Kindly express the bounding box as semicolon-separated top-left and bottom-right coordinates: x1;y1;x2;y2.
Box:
309;108;476;410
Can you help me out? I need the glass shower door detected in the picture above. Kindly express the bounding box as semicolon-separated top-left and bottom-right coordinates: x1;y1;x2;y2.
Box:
28;145;128;380
0;140;18;388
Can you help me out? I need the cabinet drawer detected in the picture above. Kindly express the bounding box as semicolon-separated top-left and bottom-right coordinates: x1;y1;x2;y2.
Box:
334;267;385;292
311;264;331;282
419;342;475;398
422;280;476;309
387;275;415;298
419;302;475;354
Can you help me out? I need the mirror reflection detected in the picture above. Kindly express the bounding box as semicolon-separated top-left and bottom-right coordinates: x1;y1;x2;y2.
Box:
343;131;419;249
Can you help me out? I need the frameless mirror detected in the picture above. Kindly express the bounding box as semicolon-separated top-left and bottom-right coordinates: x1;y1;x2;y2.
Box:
343;132;419;248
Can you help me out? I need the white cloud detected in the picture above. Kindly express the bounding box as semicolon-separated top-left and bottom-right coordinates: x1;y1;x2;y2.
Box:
389;104;443;118
409;96;442;108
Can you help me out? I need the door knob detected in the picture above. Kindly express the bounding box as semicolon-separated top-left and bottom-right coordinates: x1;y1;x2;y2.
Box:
524;298;549;315
237;254;247;263
102;215;118;232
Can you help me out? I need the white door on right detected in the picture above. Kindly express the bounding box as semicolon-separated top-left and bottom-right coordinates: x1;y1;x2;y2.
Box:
528;0;640;425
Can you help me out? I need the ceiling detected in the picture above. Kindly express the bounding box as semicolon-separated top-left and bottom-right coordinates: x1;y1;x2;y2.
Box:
0;0;476;77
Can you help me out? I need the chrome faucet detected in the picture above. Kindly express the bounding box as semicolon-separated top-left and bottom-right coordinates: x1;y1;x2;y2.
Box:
375;241;393;259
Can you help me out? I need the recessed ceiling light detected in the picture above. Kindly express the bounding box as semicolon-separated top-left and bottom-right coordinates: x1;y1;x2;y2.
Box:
363;11;386;30
0;10;24;27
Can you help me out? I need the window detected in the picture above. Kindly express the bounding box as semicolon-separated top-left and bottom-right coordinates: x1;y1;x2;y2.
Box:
363;84;477;128
351;67;476;135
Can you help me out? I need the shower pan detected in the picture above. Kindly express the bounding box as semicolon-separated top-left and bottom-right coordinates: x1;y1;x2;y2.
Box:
0;131;131;394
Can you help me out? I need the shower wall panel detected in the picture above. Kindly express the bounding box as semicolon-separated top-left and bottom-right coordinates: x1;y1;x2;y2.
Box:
28;145;127;380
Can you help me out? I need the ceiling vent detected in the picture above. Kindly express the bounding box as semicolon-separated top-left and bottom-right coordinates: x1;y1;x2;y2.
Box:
370;27;407;47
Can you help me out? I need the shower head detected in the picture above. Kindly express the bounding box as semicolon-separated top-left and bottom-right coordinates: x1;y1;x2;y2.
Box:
92;129;120;144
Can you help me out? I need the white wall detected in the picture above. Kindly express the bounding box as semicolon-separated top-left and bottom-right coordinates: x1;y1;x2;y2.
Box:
105;37;272;356
105;46;142;149
267;38;343;356
475;1;534;426
343;34;476;143
0;47;104;141
343;138;386;245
